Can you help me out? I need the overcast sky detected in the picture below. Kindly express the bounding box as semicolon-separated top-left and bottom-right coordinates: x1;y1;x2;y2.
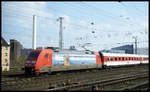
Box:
2;1;148;51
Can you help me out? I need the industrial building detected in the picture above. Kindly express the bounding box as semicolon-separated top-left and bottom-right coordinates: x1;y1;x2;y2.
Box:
10;39;22;66
111;45;134;54
101;45;134;54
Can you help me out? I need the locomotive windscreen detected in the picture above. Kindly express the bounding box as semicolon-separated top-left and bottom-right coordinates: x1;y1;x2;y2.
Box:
28;52;40;58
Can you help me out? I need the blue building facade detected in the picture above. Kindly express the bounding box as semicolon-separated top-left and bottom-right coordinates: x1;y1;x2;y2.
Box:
111;45;134;54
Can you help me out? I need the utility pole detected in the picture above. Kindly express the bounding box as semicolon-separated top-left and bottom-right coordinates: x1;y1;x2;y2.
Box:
135;37;137;54
133;36;137;54
58;17;64;50
33;15;37;50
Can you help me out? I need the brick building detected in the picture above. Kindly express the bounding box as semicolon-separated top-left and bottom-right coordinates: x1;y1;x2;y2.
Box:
10;39;22;66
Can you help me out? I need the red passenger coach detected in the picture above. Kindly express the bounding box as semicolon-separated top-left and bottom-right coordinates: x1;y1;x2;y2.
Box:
101;52;149;66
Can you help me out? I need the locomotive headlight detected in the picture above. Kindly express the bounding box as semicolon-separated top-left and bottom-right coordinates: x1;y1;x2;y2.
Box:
32;61;36;64
26;61;30;63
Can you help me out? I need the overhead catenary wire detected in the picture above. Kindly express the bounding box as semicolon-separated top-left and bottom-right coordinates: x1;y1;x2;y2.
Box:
80;2;144;34
2;2;148;49
3;2;147;34
118;2;147;31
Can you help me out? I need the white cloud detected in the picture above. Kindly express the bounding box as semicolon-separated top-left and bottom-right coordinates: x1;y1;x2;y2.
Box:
2;2;54;29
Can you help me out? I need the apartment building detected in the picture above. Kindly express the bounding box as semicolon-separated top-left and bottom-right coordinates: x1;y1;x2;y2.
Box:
1;37;10;71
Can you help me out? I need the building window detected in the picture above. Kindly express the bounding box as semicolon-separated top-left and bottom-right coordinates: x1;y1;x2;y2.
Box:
5;53;8;56
5;47;8;50
6;63;8;66
5;59;8;63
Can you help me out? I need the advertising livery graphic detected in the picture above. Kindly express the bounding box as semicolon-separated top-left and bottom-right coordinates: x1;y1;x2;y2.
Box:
52;54;96;66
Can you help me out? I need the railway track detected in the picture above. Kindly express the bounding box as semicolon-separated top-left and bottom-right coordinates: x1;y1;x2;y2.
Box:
1;64;147;83
118;81;149;91
1;64;148;91
46;72;148;91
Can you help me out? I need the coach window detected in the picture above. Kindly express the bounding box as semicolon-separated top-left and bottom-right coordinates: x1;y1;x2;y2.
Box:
119;57;121;61
44;53;48;58
129;57;130;60
122;57;124;61
110;57;113;61
107;57;110;61
115;57;117;61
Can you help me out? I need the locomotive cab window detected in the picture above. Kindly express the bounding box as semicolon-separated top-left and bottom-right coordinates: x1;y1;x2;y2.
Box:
28;52;40;58
44;53;48;58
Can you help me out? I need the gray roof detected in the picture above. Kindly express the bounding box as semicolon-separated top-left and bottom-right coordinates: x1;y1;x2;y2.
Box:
1;37;9;46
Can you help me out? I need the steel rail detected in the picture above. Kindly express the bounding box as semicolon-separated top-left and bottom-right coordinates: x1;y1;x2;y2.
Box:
45;73;148;91
118;81;149;91
2;65;148;90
